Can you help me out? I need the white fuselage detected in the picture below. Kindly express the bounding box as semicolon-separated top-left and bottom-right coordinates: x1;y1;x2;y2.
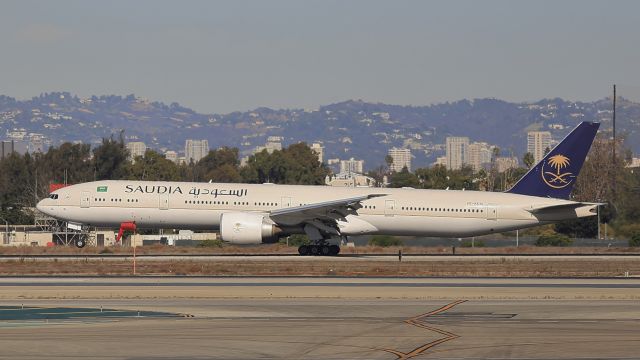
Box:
36;180;596;238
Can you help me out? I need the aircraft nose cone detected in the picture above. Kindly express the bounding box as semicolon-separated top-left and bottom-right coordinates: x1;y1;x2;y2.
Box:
36;199;47;214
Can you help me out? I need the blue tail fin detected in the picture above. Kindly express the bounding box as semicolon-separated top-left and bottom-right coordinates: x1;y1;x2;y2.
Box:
507;121;599;199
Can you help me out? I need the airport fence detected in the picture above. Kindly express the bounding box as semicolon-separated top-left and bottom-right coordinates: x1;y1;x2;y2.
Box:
350;236;629;248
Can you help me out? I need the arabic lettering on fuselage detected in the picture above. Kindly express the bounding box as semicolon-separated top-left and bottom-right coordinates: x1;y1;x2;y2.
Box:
188;187;248;198
124;185;248;197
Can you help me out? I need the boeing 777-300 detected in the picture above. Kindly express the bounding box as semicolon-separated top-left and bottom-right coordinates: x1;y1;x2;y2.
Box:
37;121;601;255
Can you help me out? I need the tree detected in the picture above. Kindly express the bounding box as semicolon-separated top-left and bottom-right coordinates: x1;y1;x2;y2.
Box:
535;234;573;247
241;143;329;185
280;143;328;184
499;167;528;191
366;166;387;187
241;149;283;184
126;150;181;181
92;134;129;180
554;218;597;238
630;233;640;247
388;167;419;188
385;155;394;173
523;152;535;168
194;147;242;183
0;153;39;207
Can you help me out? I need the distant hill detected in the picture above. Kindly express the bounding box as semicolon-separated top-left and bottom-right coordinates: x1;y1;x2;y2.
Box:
0;92;638;169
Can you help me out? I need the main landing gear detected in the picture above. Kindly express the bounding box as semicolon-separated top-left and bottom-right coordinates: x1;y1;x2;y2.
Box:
298;243;340;256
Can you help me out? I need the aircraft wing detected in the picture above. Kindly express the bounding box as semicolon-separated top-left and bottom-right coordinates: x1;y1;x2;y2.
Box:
269;194;386;226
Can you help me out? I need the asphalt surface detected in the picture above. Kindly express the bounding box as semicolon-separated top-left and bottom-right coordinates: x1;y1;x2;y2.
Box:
0;277;638;301
0;297;638;359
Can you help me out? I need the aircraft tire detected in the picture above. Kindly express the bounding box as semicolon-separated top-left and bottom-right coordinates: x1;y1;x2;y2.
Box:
310;245;320;256
320;245;331;256
75;238;86;249
298;245;309;256
329;245;340;256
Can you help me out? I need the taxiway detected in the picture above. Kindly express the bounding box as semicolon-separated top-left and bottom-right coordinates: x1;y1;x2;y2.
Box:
0;277;638;359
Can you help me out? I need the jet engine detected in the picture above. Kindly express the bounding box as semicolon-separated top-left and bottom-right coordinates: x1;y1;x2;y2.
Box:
219;212;282;244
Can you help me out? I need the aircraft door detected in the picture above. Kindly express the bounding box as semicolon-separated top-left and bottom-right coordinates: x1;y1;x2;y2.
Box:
81;192;90;208
486;205;497;220
384;200;396;216
159;194;169;210
281;196;292;208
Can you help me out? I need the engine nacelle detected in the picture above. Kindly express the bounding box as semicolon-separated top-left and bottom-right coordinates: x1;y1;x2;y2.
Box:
219;212;282;244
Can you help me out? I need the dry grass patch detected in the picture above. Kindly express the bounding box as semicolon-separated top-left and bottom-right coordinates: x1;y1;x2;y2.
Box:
0;258;639;277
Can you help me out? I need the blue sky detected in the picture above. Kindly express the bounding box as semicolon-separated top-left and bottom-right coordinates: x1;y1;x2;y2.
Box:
1;0;639;113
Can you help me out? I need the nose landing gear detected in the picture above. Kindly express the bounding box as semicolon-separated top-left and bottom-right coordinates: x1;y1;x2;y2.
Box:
74;238;86;248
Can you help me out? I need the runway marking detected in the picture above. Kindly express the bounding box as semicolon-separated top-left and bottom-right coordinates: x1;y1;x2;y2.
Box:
380;299;467;360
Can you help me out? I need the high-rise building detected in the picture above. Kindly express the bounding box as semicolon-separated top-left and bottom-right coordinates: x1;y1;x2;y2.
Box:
527;131;552;164
388;148;411;172
339;158;364;174
325;172;375;187
310;142;324;163
265;136;283;153
164;150;178;163
467;142;493;171
434;156;447;167
446;137;469;170
254;136;283;155
185;139;209;163
126;142;147;160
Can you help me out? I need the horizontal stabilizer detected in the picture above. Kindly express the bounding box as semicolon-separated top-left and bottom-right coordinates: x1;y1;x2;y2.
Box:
527;202;603;215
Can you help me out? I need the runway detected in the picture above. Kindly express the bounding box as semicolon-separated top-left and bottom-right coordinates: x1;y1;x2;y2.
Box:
0;277;638;300
0;297;638;359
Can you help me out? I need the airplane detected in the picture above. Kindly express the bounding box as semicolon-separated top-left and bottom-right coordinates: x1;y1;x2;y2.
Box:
37;121;600;255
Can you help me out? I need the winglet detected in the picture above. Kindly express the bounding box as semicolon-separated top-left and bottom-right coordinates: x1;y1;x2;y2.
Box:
507;121;599;199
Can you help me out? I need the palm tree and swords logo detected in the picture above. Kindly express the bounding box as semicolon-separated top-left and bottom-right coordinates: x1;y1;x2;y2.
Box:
541;154;574;189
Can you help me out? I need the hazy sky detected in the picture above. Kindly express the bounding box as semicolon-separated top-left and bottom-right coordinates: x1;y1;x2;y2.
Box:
1;0;639;113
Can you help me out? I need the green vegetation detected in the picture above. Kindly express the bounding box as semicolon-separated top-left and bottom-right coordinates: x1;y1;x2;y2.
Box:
629;233;640;247
535;234;573;247
554;217;598;239
240;143;328;185
368;235;402;247
279;234;310;247
523;152;535;168
461;240;485;248
197;239;224;248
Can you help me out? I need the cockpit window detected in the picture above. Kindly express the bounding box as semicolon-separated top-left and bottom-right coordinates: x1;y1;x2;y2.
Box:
48;194;59;199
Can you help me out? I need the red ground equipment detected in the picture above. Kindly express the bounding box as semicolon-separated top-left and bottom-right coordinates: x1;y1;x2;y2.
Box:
49;183;69;193
116;221;137;242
